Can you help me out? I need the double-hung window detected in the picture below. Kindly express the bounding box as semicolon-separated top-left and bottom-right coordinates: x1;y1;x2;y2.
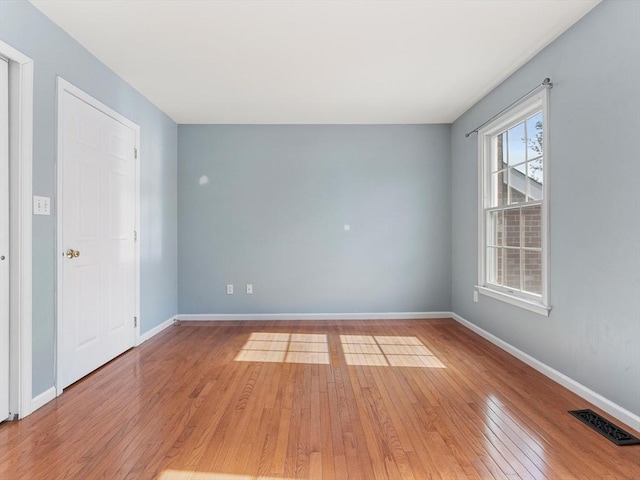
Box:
477;90;550;316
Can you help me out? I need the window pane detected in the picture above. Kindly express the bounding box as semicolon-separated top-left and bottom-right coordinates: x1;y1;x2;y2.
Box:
496;132;507;171
491;170;507;207
508;168;526;204
523;250;542;295
528;158;543;182
527;158;543;201
526;112;543;161
507;122;526;166
504;208;520;247
487;247;503;285
522;205;542;248
487;211;503;247
504;248;521;290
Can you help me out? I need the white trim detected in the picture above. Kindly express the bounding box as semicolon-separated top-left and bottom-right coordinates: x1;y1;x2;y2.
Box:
541;89;550;307
0;41;33;419
137;316;176;345
30;386;57;413
176;312;451;321
477;89;550;313
476;285;550;316
55;77;141;394
134;134;141;345
0;57;8;422
451;312;640;433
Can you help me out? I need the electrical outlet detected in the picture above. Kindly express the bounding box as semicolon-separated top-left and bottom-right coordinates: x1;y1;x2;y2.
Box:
246;284;253;294
226;284;234;295
473;290;478;303
33;196;51;215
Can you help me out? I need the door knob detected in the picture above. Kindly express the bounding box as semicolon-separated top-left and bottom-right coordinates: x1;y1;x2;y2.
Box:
66;249;80;259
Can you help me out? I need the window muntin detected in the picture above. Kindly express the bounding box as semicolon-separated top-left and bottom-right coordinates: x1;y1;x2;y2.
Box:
478;91;549;313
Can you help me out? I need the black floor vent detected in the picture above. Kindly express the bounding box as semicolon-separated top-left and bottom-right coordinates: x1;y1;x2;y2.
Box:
569;409;640;446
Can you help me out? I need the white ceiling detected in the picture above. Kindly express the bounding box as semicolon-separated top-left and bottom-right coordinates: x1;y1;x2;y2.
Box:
30;0;599;124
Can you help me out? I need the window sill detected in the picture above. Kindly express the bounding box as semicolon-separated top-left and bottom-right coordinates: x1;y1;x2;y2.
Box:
475;286;551;317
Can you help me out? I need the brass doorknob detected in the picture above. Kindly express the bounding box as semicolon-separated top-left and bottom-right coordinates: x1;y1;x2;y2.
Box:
66;249;80;259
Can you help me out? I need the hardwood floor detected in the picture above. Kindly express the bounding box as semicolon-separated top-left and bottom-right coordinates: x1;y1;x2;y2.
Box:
1;319;639;479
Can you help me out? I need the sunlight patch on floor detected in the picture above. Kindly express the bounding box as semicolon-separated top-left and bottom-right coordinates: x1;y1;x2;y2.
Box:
158;470;298;480
234;332;445;368
235;333;329;365
340;335;446;368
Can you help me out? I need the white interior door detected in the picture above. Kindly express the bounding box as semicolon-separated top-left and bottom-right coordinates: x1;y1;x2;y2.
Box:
0;57;9;420
59;88;136;389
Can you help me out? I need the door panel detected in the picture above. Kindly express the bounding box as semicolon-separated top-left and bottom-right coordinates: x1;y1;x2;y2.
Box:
76;264;100;348
79;160;99;238
60;90;135;389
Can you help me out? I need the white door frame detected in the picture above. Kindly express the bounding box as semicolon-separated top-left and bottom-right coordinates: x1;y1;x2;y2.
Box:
55;78;141;394
1;56;9;421
0;41;33;419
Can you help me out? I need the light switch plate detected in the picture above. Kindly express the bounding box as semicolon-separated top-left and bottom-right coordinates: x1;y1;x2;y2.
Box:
33;196;51;215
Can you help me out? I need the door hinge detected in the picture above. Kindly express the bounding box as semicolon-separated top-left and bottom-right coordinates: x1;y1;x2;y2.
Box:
134;148;138;159
134;316;138;328
134;230;137;242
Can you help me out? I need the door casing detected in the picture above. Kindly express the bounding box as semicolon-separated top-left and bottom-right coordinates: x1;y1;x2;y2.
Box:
0;41;33;419
0;57;10;421
55;77;141;395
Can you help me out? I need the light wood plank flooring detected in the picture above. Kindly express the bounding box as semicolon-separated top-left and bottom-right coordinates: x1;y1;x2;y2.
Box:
1;319;639;479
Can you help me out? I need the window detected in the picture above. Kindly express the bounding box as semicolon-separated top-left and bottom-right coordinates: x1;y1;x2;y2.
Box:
477;90;550;316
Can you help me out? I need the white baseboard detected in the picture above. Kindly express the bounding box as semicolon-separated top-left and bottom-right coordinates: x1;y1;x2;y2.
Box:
137;316;176;345
176;312;452;321
30;386;57;414
451;312;640;432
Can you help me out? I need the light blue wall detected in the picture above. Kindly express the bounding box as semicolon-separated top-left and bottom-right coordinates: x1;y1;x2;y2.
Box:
178;125;451;314
3;0;637;421
451;0;640;417
0;0;178;395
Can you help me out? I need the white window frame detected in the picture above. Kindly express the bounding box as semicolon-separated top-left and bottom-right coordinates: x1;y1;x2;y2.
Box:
476;89;550;316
